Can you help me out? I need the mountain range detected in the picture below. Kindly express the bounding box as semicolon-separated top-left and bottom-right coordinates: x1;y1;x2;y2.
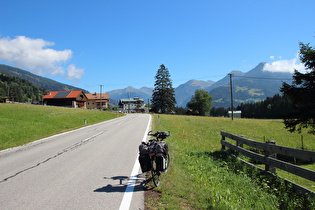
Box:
108;62;293;108
0;63;293;108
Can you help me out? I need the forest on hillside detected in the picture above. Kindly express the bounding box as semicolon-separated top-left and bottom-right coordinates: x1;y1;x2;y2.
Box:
236;94;294;119
0;73;48;103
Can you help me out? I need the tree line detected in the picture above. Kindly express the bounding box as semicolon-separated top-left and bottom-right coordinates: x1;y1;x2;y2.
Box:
236;94;293;119
0;73;47;103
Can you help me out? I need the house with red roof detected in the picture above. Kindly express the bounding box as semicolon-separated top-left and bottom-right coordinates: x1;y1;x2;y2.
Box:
43;90;87;109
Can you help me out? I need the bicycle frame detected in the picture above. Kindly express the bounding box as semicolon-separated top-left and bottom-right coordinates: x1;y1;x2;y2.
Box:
146;131;171;187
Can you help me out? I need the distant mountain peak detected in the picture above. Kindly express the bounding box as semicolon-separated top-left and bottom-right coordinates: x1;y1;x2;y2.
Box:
184;79;215;88
229;70;244;76
125;86;136;90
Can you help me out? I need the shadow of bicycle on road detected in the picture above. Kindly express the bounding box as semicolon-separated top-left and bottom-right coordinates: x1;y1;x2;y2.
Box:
94;174;146;193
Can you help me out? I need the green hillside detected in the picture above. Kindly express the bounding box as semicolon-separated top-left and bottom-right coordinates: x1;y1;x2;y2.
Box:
0;73;48;103
0;64;88;92
206;63;293;108
210;78;282;107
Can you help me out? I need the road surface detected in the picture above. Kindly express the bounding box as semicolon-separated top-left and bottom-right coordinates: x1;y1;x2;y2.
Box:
0;114;151;209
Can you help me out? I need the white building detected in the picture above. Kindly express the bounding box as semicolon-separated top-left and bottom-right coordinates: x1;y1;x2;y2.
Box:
228;110;242;118
119;97;146;113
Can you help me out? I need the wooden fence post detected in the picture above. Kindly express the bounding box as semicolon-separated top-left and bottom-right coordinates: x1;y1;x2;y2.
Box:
265;140;276;173
221;134;225;151
235;136;243;157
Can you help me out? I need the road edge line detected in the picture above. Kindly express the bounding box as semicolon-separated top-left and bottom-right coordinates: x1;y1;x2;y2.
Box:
119;114;151;210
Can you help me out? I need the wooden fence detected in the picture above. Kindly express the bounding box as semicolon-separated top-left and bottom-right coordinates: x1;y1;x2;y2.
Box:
220;131;315;194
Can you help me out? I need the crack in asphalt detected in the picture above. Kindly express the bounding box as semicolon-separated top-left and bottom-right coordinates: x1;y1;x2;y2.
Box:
0;131;104;184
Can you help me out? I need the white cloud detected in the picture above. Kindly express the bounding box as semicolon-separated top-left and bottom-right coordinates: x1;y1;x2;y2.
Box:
67;64;85;80
270;56;275;60
0;36;84;81
263;53;306;73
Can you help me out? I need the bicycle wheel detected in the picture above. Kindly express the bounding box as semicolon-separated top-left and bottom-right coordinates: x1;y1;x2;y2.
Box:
164;153;170;173
151;158;161;187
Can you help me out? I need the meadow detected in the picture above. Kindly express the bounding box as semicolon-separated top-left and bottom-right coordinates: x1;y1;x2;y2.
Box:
1;104;314;208
147;114;315;209
0;103;122;150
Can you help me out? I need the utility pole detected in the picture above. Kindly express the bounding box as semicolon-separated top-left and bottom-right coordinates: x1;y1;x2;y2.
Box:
229;73;234;121
99;85;104;111
41;88;43;105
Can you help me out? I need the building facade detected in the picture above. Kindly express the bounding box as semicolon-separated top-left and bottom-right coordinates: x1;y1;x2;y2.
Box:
119;97;146;113
43;90;87;108
85;93;109;110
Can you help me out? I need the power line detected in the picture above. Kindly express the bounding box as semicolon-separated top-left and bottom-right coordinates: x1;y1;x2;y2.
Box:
234;75;293;81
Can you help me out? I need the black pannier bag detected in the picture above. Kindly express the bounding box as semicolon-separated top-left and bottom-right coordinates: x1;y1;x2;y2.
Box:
138;142;151;173
156;141;169;155
139;142;149;155
155;153;166;172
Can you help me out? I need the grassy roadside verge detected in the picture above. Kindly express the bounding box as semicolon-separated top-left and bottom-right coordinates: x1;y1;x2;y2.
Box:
145;114;315;209
0;103;123;151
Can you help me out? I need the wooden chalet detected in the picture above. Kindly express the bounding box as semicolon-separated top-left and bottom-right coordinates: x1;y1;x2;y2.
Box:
85;93;109;110
43;90;87;108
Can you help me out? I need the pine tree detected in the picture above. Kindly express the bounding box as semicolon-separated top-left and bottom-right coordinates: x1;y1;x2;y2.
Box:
281;41;315;134
151;64;176;113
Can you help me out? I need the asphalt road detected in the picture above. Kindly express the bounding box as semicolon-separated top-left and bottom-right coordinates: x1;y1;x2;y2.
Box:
0;114;151;210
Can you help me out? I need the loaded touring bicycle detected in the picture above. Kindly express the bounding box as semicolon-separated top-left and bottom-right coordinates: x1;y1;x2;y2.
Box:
138;131;170;187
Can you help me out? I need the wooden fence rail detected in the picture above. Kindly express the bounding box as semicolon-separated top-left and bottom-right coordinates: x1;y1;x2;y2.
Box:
220;131;315;194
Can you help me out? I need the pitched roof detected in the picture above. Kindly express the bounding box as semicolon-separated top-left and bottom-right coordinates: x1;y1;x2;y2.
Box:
67;90;84;98
42;91;59;99
85;93;109;100
119;98;144;104
43;90;85;99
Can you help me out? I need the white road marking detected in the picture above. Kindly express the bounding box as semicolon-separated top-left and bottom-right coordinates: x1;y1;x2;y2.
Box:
119;115;151;210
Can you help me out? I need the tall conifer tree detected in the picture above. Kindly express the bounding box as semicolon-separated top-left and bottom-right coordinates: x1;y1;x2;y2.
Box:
281;41;315;134
151;64;176;113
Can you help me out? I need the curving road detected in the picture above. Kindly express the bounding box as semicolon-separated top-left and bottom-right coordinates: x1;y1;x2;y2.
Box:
0;114;151;210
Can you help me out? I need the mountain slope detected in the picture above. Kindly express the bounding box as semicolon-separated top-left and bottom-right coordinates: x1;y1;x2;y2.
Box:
0;64;89;92
108;86;153;102
205;70;245;92
209;62;293;108
175;79;214;107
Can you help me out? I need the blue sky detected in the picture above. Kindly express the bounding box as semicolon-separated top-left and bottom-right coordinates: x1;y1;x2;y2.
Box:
0;0;314;93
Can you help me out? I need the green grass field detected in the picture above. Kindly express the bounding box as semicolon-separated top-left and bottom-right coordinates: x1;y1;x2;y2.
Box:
147;114;315;209
1;104;314;208
0;103;123;150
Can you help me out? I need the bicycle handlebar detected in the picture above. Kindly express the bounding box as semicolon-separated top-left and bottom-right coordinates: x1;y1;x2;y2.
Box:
148;131;171;139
